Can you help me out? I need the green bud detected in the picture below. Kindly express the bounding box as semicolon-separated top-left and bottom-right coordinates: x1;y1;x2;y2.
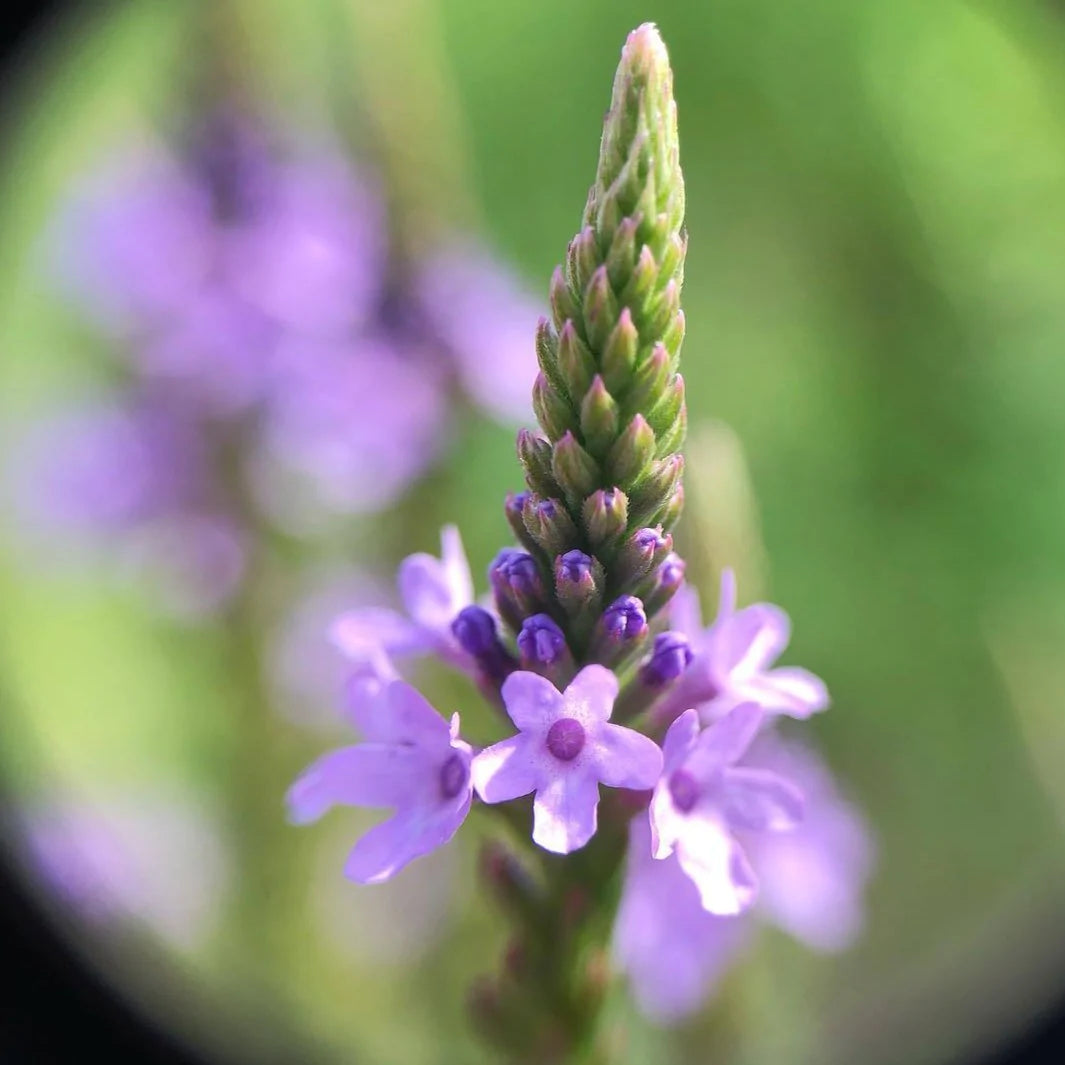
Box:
557;319;596;400
643;277;680;340
662;307;685;360
607;413;656;487
600;308;639;395
623;343;671;417
533;371;576;441
522;495;579;558
534;317;569;399
505;491;544;557
579;375;620;458
566;226;600;297
552;431;600;506
656;482;685;530
550;266;581;331
619;244;658;315
647;373;685;440
629;453;684;529
583;265;618;351
583;488;629;551
605;216;639;290
517;429;561;498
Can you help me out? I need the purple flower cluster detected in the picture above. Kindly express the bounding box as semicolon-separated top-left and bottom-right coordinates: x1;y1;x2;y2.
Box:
290;524;873;1020
11;116;541;612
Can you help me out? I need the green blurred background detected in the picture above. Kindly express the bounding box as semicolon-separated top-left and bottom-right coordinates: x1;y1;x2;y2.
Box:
3;1;1065;1063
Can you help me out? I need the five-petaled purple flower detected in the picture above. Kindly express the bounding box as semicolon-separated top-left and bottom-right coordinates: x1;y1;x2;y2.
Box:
287;679;473;883
330;525;474;672
472;667;663;854
649;705;803;915
659;569;830;726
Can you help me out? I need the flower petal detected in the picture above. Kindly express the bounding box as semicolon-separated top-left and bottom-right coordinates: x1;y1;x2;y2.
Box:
718;568;737;618
592;723;664;790
737;666;829;719
708;603;790;678
660;708;700;771
331;608;420;658
667;583;704;645
377;681;451;749
440;524;474;611
344;809;424;884
500;671;564;731
398;554;456;633
472;735;541;804
692;701;763;771
563;664;619;723
286;744;426;824
532;770;601;854
675;816;758;916
720;767;804;832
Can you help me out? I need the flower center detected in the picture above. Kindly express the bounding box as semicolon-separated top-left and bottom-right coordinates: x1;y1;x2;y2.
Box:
668;769;700;813
439;752;468;800
546;718;586;762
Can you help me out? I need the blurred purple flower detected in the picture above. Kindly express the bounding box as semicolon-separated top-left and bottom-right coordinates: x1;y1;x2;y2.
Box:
660;569;830;726
416;244;541;423
252;336;448;527
224;155;385;339
617;734;874;1022
615;817;748;1023
472;667;663;854
287;680;473;884
8;401;206;539
330;525;474;671
268;567;392;731
19;790;230;950
51;149;213;331
649;706;803;916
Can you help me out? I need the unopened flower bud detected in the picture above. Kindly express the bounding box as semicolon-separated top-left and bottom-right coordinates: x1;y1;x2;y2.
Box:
452;606;517;683
582;487;629;552
638;631;693;688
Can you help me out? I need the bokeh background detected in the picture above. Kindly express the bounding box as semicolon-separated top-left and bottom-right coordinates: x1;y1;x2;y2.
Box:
2;1;1065;1063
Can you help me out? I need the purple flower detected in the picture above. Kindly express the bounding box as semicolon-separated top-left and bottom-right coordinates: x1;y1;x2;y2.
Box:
452;605;517;682
649;706;803;915
743;733;875;951
615;817;748;1023
330;525;474;671
472;667;663;854
287;680;473;883
601;595;648;641
416;243;542;423
253;336;448;527
661;569;829;725
224;155;385;338
617;735;874;1022
20;789;231;949
50;150;213;331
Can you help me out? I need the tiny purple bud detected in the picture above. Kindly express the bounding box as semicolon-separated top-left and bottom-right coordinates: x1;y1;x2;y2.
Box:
639;631;693;688
634;527;669;558
557;549;594;588
545;717;586;762
657;552;685;589
452;605;517;682
504;552;543;598
518;614;567;666
506;491;532;522
489;547;526;589
602;595;648;641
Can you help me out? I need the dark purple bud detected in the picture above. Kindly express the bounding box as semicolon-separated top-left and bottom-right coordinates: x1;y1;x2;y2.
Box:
557;549;594;589
503;552;543;598
639;631;693;688
523;495;577;557
504;491;539;554
452;605;517;682
489;548;526;593
602;595;648;641
546;717;586;762
506;490;531;523
517;614;568;667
